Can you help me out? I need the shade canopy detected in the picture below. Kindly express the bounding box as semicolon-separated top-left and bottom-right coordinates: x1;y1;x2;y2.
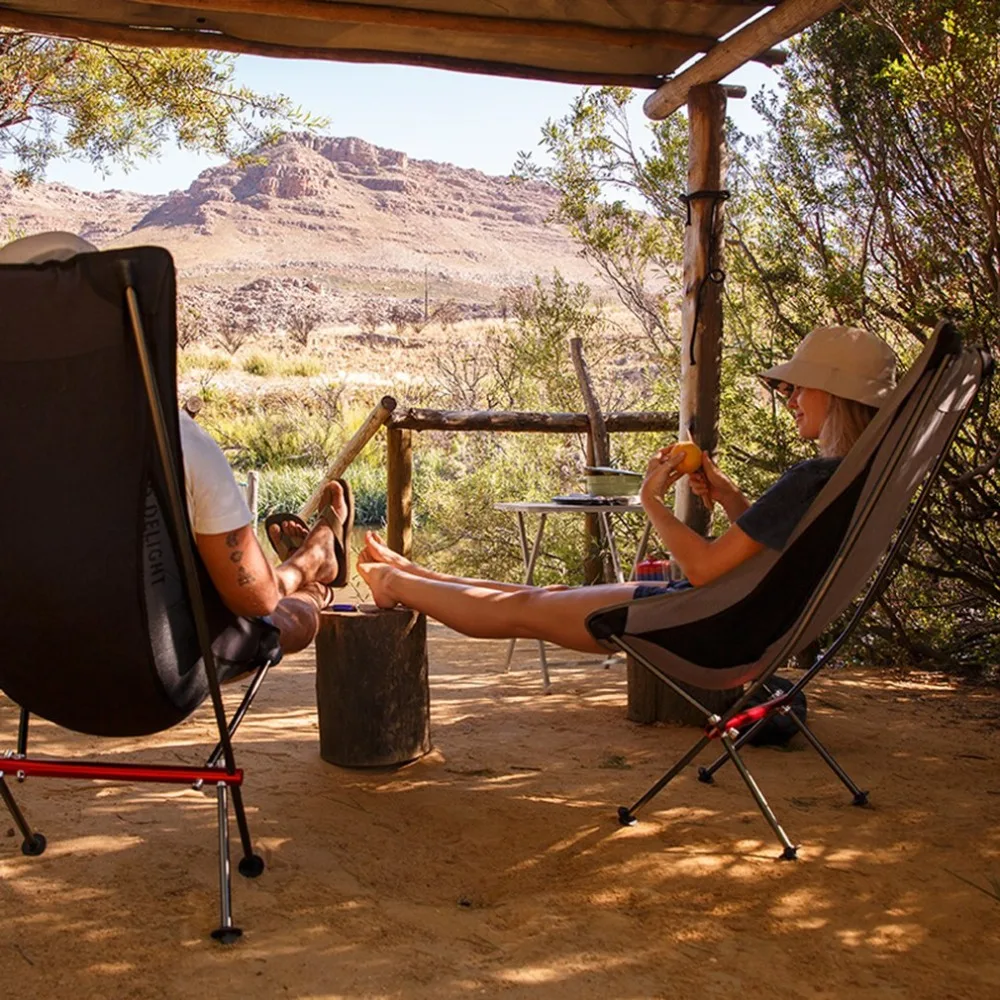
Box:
0;1;845;116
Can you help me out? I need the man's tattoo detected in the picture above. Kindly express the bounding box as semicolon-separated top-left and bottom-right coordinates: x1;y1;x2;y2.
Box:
229;549;243;564
225;530;240;548
237;565;254;586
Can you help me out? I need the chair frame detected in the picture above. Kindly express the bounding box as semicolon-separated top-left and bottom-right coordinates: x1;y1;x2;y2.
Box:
0;260;275;942
610;341;989;859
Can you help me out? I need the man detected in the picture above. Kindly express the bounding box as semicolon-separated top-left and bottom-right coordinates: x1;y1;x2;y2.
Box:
0;231;347;657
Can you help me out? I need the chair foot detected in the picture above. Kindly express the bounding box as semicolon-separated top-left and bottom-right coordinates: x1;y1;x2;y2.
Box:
779;845;798;862
20;832;46;857
617;806;637;827
238;854;265;879
852;790;870;807
211;926;243;945
697;766;714;785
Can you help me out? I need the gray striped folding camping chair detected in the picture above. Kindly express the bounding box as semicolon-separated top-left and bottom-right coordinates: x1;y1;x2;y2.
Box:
587;322;992;858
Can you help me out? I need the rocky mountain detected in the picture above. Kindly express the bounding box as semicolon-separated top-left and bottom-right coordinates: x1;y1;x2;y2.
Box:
2;133;595;328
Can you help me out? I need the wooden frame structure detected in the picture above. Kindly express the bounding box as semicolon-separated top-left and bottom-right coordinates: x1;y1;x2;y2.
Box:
0;0;848;538
0;2;844;90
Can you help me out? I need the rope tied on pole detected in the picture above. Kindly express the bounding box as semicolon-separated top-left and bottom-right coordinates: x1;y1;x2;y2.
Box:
680;188;730;365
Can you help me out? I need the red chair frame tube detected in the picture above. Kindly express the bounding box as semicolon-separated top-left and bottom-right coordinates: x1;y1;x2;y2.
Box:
1;758;243;786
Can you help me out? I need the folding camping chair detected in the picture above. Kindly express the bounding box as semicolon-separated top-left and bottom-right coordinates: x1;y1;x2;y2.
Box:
587;322;992;858
0;247;281;941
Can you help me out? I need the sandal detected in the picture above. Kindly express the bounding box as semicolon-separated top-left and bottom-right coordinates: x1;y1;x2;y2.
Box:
318;479;353;588
264;511;310;561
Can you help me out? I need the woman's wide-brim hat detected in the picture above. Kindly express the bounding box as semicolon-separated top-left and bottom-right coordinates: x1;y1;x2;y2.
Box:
760;325;897;408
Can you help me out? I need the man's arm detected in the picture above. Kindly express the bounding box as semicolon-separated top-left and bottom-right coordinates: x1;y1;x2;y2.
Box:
196;523;282;618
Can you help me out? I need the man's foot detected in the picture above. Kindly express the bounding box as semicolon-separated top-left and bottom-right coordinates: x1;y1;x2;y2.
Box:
268;516;308;561
357;561;400;609
284;482;346;586
360;531;417;572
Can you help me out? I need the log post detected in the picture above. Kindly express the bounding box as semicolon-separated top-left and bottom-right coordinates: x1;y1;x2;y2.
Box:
571;337;609;582
583;432;602;584
626;657;741;726
387;426;413;557
674;82;727;538
627;83;740;727
315;607;430;767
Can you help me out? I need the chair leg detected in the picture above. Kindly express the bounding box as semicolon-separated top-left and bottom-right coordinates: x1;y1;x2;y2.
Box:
210;782;243;944
719;733;797;860
697;715;770;784
0;776;46;857
196;660;275;788
230;785;265;878
618;734;712;825
786;713;869;806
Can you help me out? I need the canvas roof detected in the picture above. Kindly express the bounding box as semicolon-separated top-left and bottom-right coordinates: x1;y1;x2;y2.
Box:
0;2;844;111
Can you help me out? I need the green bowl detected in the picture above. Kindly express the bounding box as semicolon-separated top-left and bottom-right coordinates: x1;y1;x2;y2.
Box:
585;472;641;497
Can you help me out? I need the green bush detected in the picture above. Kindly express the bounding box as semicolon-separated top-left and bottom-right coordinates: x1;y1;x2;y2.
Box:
242;353;277;377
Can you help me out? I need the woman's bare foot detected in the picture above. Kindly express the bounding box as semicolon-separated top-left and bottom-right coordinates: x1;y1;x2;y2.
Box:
357;561;400;609
360;530;418;573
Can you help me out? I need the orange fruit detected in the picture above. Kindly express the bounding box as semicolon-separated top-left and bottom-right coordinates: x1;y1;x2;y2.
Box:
667;441;703;475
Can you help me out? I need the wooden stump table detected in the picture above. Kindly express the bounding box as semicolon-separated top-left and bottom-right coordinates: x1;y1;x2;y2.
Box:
626;655;741;726
315;606;431;767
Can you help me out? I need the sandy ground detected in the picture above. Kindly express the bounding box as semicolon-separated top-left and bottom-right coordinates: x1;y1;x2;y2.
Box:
2;626;999;1000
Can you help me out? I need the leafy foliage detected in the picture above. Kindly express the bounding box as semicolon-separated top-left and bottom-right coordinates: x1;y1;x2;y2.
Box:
0;33;326;184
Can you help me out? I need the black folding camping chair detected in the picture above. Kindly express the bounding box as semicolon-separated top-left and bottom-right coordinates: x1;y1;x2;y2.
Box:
0;247;282;941
587;322;992;858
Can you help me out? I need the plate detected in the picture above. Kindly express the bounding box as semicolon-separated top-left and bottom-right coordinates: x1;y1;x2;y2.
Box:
551;494;638;506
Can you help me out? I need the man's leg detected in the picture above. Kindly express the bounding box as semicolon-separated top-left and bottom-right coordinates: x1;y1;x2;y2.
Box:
269;582;331;655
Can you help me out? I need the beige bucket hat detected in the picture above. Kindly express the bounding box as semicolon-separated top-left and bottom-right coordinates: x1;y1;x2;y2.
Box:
0;231;97;264
760;325;897;408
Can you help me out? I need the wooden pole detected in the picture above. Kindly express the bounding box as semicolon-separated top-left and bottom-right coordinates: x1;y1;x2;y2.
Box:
245;470;259;529
300;395;396;519
569;337;610;467
643;0;845;119
386;427;413;557
675;83;727;538
583;433;602;585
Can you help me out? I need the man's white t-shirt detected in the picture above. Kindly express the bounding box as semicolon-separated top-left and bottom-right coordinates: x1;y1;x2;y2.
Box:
179;412;252;536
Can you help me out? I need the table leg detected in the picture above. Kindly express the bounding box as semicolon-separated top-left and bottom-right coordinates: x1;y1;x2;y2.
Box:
598;511;625;584
630;521;653;581
504;513;551;690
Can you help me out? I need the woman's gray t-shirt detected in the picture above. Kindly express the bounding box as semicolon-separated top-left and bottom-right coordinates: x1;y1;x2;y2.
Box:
736;457;842;550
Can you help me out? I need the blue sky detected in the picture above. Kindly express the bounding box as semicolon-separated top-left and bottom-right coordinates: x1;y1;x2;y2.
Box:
40;57;781;195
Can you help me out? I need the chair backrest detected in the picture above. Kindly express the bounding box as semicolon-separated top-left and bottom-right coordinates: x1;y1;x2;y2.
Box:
587;323;990;690
0;247;239;736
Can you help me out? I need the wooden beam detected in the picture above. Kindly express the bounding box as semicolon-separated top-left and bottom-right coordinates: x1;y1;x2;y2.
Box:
674;83;727;537
300;395;395;520
0;7;669;89
143;0;719;55
643;0;846;119
388;409;678;434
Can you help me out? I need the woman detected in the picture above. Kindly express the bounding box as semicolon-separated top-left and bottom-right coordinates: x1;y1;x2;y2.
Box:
358;325;897;655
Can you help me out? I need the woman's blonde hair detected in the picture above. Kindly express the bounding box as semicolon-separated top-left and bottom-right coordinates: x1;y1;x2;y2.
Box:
819;395;877;458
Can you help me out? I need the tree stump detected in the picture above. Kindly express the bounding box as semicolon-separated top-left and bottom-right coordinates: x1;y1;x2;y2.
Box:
626;655;741;726
315;607;431;767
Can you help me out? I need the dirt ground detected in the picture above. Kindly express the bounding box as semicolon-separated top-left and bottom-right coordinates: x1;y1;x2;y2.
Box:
2;625;998;1000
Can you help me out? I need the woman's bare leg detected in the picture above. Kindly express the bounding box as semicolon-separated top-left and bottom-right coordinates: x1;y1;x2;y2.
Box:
357;562;635;654
360;531;566;594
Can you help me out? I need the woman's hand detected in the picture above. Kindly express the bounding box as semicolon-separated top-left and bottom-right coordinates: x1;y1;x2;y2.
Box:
688;453;744;514
640;448;686;504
